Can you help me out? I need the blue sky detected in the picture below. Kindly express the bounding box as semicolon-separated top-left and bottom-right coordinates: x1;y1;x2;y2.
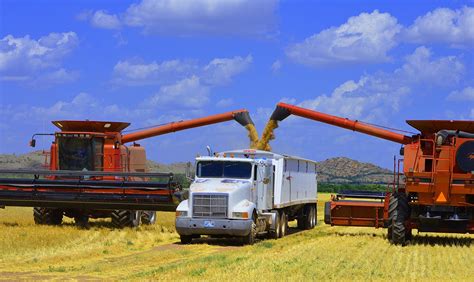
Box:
1;0;473;168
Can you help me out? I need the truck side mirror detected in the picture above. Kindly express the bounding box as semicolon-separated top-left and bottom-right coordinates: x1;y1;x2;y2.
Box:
29;139;36;147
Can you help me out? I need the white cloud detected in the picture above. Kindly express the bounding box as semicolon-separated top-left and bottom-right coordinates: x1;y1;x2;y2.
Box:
146;76;210;108
123;0;278;36
470;108;474;119
403;7;474;47
397;46;465;86
216;98;233;107
112;55;251;87
447;86;474;101
0;32;79;84
271;60;281;72
201;55;252;85
295;47;464;121
286;10;401;66
91;10;121;30
112;59;196;86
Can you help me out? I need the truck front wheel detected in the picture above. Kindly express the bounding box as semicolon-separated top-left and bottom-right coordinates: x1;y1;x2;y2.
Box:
180;235;193;244
242;221;257;245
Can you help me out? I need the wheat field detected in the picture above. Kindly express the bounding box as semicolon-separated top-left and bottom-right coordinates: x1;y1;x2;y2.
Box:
0;194;473;280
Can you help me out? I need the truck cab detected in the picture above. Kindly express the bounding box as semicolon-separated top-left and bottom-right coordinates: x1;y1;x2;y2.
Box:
176;149;318;245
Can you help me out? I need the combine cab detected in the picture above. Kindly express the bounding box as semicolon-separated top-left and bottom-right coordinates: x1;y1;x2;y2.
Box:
269;102;474;244
0;110;255;228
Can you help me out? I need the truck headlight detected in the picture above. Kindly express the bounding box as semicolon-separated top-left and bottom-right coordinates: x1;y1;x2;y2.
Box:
176;211;188;217
232;212;249;219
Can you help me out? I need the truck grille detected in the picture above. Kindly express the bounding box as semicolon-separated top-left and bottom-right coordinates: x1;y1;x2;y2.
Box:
192;194;228;218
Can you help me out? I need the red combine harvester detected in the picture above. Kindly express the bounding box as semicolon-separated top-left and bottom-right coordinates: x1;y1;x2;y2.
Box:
270;102;474;244
0;110;254;228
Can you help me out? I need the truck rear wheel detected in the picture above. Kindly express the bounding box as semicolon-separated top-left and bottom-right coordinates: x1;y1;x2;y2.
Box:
111;210;141;228
33;207;63;225
141;211;157;225
280;211;288;237
268;212;281;239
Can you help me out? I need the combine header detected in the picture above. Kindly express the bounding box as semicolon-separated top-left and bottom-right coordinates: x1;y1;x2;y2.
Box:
269;102;474;244
0;110;254;227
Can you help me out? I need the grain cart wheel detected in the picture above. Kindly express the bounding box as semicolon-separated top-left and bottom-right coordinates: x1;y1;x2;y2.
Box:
268;211;281;239
180;235;193;244
111;210;142;228
33;207;63;225
280;211;288;238
389;193;410;245
141;211;157;225
242;221;257;245
74;214;89;229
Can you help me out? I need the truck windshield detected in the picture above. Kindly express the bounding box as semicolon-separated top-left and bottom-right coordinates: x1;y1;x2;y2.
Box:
58;137;103;171
196;161;252;179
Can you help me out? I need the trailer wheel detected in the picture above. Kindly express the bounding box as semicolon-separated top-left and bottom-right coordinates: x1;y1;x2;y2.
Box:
33;207;63;225
302;205;314;230
180;235;193;244
389;193;410;245
280;211;288;237
268;212;281;239
141;211;157;225
111;210;141;228
311;205;317;228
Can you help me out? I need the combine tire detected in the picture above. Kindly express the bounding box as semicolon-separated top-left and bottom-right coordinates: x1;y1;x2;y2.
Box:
180;235;193;244
141;211;157;225
388;193;410;245
280;211;288;237
111;210;141;228
268;211;281;239
33;207;63;225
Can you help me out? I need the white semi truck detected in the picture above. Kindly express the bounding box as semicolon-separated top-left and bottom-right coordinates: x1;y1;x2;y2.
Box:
175;149;318;245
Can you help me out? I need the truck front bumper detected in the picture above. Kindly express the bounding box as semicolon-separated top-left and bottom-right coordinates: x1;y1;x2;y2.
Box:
175;217;252;236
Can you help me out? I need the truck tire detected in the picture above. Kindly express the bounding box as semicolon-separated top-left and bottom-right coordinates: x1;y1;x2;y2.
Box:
180;235;193;244
297;209;306;230
111;210;141;228
324;202;331;225
388;193;410;245
311;205;317;228
280;211;288;237
302;205;314;230
33;207;63;225
242;221;257;245
268;212;281;239
141;211;157;225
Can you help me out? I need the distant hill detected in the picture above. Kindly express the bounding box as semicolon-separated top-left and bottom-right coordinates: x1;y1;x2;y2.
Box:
0;151;394;184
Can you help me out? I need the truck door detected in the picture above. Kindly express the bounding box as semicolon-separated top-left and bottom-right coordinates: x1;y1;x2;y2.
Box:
256;160;273;211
